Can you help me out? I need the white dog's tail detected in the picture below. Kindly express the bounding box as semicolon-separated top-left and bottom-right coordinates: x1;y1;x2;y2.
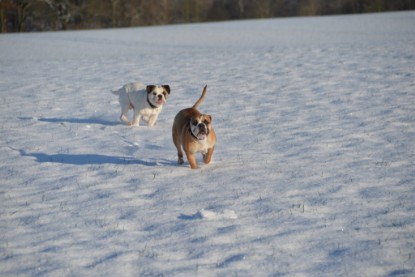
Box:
192;85;207;109
111;89;120;95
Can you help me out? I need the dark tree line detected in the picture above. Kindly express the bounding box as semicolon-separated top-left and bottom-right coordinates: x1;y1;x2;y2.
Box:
1;0;414;33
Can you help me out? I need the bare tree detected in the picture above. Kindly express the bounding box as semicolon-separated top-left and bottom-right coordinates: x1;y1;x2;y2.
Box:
0;0;12;32
43;0;71;29
16;0;30;31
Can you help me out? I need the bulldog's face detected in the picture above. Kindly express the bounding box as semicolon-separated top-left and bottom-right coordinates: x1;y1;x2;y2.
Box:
147;85;170;107
190;114;212;140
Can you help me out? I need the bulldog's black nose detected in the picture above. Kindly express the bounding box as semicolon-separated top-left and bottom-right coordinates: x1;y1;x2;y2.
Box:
199;123;207;131
158;95;163;100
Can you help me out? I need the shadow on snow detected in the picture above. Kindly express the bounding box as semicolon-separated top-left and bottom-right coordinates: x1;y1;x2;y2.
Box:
37;117;118;126
19;150;175;166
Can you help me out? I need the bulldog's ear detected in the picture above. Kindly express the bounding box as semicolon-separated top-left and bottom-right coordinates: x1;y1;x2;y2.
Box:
162;85;170;94
205;115;212;123
146;85;155;94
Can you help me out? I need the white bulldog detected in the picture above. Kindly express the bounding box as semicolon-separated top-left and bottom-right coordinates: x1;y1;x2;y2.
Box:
112;82;170;127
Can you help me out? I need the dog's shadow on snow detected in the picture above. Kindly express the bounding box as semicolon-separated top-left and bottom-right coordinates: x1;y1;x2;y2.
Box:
178;212;203;220
37;117;118;126
20;150;176;167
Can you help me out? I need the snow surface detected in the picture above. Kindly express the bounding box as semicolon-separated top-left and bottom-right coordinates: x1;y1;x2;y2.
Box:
1;11;415;276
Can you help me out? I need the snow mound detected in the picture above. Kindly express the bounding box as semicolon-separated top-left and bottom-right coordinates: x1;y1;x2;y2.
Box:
198;208;238;220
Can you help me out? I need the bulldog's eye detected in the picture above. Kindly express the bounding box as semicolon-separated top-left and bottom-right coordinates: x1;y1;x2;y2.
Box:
203;120;209;125
162;92;167;96
192;120;198;126
153;92;157;96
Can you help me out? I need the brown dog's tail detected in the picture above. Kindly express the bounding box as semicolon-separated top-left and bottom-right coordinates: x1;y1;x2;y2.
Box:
192;85;207;109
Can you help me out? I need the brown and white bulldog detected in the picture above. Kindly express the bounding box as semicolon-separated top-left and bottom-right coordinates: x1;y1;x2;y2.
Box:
172;85;216;169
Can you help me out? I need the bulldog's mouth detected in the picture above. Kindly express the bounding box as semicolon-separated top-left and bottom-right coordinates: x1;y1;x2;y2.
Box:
147;96;165;108
156;98;165;105
197;133;207;140
190;122;209;141
196;129;209;140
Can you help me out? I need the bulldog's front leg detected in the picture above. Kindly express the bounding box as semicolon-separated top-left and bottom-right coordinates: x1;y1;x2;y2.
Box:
131;112;141;126
185;152;198;169
148;114;159;127
203;147;214;164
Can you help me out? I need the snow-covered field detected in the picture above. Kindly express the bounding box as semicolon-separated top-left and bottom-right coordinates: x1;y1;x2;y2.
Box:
1;11;415;276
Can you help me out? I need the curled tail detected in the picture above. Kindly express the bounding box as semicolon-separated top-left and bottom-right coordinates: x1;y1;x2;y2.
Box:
192;85;207;109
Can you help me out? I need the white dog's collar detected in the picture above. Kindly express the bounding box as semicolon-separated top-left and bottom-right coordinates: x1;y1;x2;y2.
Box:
147;97;158;109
